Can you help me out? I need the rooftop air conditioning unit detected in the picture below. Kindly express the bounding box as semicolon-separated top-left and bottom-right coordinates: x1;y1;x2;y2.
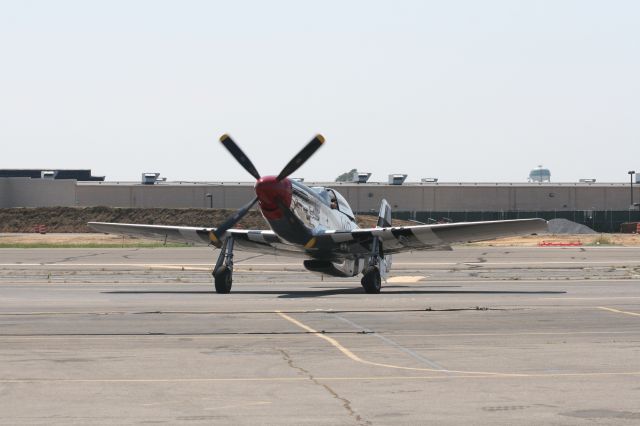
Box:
421;177;438;183
41;170;57;179
141;172;160;185
579;179;596;183
355;172;372;183
388;174;408;185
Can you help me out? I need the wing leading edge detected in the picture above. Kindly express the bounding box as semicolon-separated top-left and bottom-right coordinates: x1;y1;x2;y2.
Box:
87;222;305;257
313;218;548;255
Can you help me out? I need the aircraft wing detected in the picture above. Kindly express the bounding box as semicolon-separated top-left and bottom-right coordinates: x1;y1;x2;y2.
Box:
88;222;213;245
89;218;546;258
87;222;306;257
314;218;547;255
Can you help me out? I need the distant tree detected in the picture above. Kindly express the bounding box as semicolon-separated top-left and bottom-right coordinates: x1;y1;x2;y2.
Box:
335;169;358;182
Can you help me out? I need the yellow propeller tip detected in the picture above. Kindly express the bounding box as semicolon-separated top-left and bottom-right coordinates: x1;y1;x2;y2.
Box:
316;134;325;144
220;134;230;142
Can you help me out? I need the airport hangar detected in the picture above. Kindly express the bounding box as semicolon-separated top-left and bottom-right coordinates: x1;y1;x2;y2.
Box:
1;169;639;232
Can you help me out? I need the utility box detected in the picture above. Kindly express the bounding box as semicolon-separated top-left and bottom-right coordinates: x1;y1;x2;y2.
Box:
388;174;408;185
141;173;160;185
355;172;372;183
620;222;640;233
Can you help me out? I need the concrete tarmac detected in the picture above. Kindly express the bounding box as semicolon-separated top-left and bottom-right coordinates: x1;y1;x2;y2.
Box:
1;246;640;425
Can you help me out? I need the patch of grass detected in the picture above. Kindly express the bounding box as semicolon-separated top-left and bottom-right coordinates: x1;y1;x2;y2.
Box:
587;234;616;246
0;242;192;249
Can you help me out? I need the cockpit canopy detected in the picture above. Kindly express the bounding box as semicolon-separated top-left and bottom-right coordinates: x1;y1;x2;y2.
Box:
311;186;355;219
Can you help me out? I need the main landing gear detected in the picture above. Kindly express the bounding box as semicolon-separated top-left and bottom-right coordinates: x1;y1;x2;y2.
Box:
360;236;382;294
213;236;234;294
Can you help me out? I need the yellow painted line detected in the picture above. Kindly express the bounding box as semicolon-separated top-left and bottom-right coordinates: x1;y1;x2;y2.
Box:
542;296;640;301
386;276;425;283
276;310;513;377
0;263;302;267
2;371;640;384
382;330;640;338
2;330;637;341
143;265;212;271
204;401;271;411
394;261;640;266
598;306;640;317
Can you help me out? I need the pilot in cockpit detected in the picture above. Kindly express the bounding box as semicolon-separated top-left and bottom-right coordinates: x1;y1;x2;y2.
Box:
330;196;338;209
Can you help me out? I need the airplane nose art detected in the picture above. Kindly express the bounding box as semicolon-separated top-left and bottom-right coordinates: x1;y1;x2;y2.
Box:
254;176;292;220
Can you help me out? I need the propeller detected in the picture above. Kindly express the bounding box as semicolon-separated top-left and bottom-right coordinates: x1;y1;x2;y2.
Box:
276;134;324;181
209;133;324;247
219;134;261;180
209;196;258;246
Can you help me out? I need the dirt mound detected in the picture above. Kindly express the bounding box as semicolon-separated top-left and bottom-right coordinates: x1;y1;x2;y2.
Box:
548;218;596;234
0;207;412;233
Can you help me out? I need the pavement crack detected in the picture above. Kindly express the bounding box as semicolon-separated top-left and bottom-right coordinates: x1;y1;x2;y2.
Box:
46;251;109;264
278;349;371;426
122;250;140;259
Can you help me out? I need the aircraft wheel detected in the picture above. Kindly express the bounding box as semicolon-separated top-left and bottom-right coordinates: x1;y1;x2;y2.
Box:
214;266;233;294
361;266;381;294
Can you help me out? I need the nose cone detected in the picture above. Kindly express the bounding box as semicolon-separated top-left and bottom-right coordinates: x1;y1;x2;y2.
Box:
254;176;292;220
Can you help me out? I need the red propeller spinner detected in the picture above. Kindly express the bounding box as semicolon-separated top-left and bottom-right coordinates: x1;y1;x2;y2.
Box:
254;176;292;220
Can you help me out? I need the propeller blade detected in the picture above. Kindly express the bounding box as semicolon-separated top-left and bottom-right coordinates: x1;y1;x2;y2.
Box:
219;134;261;180
276;134;324;181
209;196;259;247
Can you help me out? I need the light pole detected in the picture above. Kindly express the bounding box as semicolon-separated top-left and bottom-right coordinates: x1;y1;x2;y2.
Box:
628;171;635;222
205;193;213;209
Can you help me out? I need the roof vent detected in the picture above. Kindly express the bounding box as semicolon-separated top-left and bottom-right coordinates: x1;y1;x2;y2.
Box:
355;172;372;183
141;173;161;185
388;174;408;185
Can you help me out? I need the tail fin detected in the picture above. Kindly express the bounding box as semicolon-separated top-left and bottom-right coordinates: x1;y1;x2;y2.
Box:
377;199;392;228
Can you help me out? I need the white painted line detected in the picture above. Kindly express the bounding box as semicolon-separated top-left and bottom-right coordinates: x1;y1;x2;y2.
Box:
598;306;640;317
3;260;640;267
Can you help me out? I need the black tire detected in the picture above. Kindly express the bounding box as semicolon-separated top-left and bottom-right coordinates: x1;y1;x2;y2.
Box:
360;266;381;294
214;266;233;294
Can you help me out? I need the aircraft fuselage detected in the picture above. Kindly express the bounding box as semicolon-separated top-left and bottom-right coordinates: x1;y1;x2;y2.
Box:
253;176;377;277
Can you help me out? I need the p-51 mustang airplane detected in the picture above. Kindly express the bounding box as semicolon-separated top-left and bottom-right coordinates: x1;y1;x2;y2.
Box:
89;134;547;294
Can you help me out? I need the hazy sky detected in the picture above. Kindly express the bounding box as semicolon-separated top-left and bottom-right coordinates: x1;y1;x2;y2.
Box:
1;0;638;182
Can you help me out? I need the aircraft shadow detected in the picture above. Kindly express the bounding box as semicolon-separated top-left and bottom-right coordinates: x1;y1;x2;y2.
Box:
104;287;567;299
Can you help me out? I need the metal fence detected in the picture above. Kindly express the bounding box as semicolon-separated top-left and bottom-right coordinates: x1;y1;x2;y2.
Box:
379;210;640;233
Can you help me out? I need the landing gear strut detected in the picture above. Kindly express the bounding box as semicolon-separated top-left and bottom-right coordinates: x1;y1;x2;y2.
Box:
213;236;234;293
361;236;382;294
